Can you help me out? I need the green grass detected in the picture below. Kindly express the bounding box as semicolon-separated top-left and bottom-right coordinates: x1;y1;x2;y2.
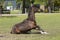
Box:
10;10;22;14
0;13;60;40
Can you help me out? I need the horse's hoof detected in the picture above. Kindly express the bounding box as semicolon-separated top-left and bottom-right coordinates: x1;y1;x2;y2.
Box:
39;31;48;34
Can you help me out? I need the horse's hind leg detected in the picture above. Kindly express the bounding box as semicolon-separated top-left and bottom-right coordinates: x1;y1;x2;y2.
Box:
10;27;21;34
21;30;31;34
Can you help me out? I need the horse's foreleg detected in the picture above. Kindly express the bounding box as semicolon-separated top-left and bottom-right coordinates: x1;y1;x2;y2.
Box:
36;25;48;34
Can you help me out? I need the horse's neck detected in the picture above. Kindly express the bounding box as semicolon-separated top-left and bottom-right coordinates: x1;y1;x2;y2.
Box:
28;7;35;21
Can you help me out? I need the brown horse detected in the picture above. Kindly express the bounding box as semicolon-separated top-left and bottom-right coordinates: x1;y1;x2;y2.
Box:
11;5;48;34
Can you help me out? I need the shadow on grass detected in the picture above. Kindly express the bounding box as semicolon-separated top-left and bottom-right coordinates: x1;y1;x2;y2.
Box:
11;32;41;34
0;35;4;37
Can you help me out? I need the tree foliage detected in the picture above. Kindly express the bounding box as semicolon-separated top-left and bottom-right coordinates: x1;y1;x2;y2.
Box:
54;0;60;6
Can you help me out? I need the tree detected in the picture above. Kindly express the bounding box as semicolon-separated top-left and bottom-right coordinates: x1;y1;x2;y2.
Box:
22;0;25;13
54;0;60;11
22;0;33;13
44;0;54;13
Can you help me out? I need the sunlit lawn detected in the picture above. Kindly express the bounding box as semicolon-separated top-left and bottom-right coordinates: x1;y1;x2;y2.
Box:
0;13;60;40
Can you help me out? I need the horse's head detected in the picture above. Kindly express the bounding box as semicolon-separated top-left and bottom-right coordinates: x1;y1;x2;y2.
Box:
32;5;39;13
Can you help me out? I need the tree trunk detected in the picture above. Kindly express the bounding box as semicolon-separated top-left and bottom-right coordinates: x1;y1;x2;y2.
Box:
22;0;25;13
48;0;52;13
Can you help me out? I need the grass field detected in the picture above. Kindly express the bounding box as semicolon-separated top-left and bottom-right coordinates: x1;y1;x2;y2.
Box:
0;13;60;40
